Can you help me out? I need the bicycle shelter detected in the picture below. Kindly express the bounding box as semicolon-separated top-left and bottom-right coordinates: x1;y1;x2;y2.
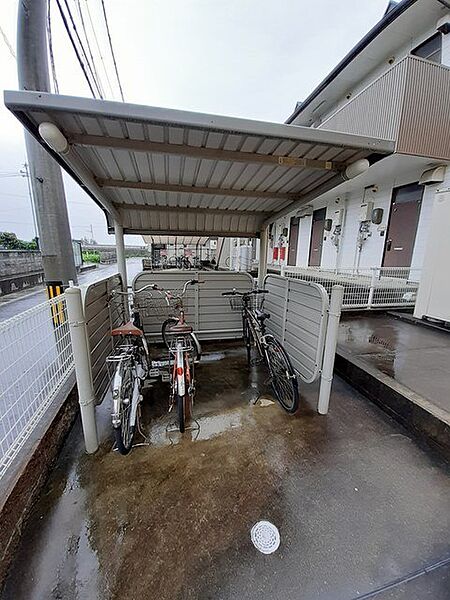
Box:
4;90;394;449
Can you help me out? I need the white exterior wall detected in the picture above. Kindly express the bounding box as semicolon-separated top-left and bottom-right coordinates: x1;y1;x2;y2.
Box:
279;14;450;272
280;165;449;271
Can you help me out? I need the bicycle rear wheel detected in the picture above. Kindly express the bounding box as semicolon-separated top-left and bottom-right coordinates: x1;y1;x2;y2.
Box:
264;336;299;414
162;318;201;361
177;394;191;433
114;367;135;454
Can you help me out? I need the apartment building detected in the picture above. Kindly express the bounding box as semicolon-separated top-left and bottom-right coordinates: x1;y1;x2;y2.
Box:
268;0;450;281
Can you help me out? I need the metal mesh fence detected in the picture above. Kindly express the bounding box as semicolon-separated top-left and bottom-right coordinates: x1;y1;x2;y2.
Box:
280;266;421;310
0;295;74;480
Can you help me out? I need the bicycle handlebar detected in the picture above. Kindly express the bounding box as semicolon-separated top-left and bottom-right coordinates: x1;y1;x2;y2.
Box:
222;288;268;297
111;279;203;299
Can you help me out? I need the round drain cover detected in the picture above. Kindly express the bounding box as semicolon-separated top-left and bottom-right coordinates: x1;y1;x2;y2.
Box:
250;521;280;554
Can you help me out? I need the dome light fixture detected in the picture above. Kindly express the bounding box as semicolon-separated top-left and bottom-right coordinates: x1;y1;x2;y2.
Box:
344;158;370;180
38;122;69;155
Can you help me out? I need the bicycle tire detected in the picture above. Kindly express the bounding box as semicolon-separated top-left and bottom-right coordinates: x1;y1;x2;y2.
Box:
177;394;186;433
114;367;135;454
264;336;299;414
161;318;201;361
244;317;252;366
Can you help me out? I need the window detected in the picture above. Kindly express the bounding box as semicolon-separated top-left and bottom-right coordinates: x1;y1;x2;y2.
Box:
412;33;442;63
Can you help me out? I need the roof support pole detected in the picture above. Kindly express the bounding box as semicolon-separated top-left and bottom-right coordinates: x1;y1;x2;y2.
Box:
65;286;98;453
114;220;128;290
258;227;269;288
17;0;78;288
318;285;344;415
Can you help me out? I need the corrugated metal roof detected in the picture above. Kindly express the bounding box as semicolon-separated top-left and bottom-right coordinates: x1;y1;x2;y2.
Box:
4;91;394;237
143;235;210;246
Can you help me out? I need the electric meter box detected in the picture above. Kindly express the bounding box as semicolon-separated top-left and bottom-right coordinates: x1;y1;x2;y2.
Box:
359;201;373;221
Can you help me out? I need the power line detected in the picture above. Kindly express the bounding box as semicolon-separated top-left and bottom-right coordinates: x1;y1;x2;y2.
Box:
47;0;59;93
83;0;115;98
55;0;97;97
75;0;105;98
61;0;104;97
0;24;16;60
100;0;125;101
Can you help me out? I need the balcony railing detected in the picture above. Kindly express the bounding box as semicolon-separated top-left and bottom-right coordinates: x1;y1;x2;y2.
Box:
278;266;421;310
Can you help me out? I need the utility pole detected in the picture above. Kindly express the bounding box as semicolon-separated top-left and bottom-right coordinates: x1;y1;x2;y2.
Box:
17;0;78;290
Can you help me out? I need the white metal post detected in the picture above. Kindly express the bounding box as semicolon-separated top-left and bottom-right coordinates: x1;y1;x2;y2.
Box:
367;267;377;309
258;227;269;288
318;285;344;415
114;220;127;289
65;286;99;453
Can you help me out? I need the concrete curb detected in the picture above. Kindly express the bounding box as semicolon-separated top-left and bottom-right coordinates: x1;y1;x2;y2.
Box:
0;385;79;590
335;349;450;462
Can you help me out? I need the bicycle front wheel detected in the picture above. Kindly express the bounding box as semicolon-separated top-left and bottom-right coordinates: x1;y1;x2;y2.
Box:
264;336;299;414
244;317;253;366
114;367;135;454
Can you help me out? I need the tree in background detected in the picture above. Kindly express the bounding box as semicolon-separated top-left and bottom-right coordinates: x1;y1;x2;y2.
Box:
0;231;39;250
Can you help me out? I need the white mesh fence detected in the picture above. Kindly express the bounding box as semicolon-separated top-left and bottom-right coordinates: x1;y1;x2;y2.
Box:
0;295;74;480
280;266;421;310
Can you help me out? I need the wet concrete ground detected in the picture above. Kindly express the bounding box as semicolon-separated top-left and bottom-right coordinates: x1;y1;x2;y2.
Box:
339;314;450;415
2;342;450;600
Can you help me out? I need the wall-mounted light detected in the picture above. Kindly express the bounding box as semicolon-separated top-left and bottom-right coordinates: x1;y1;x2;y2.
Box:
324;218;333;232
344;158;370;180
38;122;69;155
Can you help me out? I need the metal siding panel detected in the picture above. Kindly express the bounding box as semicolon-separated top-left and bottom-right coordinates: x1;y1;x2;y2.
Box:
133;271;253;340
321;57;408;140
264;275;328;383
397;57;450;160
83;275;124;404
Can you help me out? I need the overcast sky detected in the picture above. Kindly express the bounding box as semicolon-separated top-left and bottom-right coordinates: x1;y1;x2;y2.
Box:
0;0;390;244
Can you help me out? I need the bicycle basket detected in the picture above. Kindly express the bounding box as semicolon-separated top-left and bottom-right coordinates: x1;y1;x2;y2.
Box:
227;296;244;311
135;290;183;318
226;293;264;311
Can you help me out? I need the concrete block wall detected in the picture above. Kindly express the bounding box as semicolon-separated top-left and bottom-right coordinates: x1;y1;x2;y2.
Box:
0;251;42;277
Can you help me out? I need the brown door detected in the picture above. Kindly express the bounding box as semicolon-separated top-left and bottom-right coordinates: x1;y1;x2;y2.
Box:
382;183;423;268
287;217;300;266
308;208;326;266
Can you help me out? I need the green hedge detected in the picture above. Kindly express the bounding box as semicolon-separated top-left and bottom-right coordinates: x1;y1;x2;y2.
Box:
82;250;100;264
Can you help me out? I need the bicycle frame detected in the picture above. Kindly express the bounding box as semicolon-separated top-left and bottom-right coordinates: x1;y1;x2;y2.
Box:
242;300;267;357
171;337;193;397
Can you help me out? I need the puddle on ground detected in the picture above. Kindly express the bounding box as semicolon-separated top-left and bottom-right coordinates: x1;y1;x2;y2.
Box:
143;405;257;447
198;351;226;363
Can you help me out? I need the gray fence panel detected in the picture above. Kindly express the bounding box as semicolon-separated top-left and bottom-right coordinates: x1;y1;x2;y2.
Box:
264;274;329;384
133;270;253;341
82;274;124;404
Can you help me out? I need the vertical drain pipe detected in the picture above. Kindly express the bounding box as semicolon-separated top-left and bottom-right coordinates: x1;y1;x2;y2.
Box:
318;285;344;415
65;286;98;453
